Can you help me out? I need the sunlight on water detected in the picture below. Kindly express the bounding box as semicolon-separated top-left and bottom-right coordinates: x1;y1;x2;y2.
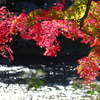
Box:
0;63;99;100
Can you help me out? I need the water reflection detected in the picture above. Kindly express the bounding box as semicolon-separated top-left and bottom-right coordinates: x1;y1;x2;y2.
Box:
0;55;82;86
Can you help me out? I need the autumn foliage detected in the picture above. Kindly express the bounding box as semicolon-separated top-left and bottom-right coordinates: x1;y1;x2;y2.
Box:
0;0;100;84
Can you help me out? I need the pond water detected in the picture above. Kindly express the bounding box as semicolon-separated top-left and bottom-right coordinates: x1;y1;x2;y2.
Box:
0;54;82;85
0;54;100;100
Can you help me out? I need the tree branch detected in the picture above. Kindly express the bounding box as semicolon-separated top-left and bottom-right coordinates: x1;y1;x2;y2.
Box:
80;0;92;30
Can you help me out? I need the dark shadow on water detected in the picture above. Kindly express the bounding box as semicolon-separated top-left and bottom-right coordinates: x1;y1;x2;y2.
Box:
10;54;84;66
0;54;86;86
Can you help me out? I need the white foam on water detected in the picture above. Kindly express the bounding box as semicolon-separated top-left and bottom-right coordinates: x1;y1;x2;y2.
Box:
0;64;99;100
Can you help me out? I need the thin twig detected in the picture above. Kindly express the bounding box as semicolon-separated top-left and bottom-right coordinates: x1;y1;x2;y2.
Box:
10;33;20;46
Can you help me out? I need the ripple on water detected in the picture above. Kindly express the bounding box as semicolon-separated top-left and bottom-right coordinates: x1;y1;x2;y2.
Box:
0;64;99;100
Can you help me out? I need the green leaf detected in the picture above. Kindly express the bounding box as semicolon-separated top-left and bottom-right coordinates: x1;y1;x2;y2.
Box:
90;84;96;88
90;90;95;95
73;83;79;89
95;85;100;94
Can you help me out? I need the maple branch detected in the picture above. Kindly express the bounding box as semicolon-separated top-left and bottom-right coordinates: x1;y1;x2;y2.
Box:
79;0;92;36
80;0;92;29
